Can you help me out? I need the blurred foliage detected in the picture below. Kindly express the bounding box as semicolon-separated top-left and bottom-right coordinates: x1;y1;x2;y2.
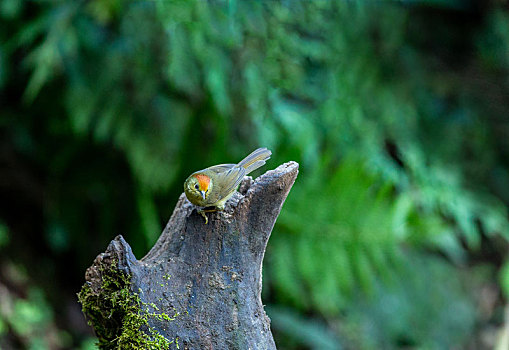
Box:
2;0;509;349
0;253;71;349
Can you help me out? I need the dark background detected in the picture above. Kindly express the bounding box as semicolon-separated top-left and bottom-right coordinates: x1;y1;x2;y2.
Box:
2;0;509;349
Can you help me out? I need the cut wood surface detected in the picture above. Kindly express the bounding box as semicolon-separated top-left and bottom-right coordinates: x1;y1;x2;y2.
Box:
80;161;299;349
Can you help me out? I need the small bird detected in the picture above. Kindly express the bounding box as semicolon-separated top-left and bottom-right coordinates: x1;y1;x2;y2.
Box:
184;148;272;224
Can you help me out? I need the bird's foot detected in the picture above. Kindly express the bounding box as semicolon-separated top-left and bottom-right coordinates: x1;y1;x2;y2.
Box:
197;206;223;224
199;210;209;224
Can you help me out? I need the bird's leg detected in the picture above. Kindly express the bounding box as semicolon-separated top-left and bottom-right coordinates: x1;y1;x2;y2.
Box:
197;205;224;224
197;209;210;224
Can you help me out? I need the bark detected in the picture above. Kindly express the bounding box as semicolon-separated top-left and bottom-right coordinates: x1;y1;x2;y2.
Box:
80;161;299;350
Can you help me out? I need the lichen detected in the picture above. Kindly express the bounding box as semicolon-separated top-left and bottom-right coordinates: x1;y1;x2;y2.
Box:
77;259;171;349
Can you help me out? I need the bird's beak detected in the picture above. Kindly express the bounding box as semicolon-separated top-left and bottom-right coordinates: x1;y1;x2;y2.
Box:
200;190;206;200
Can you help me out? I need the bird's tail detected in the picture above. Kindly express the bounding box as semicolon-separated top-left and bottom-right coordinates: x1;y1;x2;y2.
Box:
237;148;272;174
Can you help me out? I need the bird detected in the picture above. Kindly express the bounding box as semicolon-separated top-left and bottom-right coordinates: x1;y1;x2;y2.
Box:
184;148;272;224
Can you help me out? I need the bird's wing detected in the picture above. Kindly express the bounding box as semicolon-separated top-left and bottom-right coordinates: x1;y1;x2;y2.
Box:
214;166;246;201
206;164;236;174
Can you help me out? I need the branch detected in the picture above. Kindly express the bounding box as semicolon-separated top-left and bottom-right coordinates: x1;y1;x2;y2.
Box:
78;161;299;349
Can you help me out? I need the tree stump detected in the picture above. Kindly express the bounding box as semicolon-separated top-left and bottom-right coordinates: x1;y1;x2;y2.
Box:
78;161;299;349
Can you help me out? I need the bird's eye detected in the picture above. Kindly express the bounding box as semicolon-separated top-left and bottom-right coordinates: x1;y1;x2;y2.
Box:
194;184;199;190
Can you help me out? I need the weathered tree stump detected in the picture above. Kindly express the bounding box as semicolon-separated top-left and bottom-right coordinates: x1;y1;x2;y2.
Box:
78;161;299;349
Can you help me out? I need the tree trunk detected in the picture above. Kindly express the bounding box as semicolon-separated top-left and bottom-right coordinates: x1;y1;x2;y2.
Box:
78;161;299;349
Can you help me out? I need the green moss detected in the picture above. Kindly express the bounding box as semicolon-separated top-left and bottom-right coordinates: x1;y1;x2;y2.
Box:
77;260;171;349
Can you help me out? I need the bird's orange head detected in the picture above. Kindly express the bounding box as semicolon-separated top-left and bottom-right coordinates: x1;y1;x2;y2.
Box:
193;173;211;193
183;172;212;203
